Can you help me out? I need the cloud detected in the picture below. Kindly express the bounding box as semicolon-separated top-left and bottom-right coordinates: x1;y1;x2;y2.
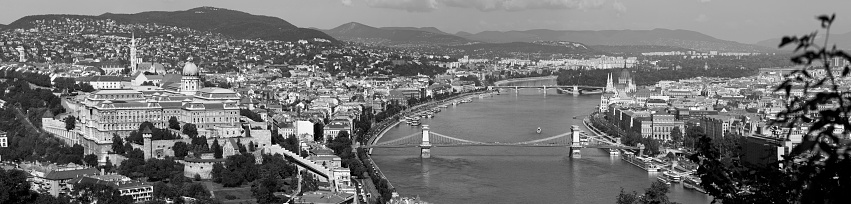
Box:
342;0;353;6
612;1;626;13
363;0;439;12
356;0;621;12
695;14;709;22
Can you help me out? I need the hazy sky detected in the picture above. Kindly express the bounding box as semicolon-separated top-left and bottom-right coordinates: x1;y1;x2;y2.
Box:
1;0;850;43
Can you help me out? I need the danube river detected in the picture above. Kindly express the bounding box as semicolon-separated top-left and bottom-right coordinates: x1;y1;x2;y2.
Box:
371;78;711;203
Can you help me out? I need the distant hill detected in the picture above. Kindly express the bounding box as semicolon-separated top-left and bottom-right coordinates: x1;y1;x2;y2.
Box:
324;22;472;46
0;24;6;30
450;41;600;56
461;28;774;52
6;7;337;43
380;27;452;35
590;45;694;55
756;31;851;51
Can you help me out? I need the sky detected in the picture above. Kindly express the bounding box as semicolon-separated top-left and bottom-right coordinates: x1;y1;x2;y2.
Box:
1;0;850;43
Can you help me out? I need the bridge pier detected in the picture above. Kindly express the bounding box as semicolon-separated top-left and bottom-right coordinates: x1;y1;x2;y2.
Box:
571;85;580;96
570;125;582;158
420;125;432;158
543;85;547;96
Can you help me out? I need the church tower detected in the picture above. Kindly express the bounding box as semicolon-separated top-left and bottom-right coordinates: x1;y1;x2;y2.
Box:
605;73;615;93
130;33;139;73
181;58;201;96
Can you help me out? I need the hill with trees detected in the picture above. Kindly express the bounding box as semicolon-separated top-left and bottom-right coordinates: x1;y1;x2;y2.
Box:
6;7;337;43
323;22;472;46
459;28;774;52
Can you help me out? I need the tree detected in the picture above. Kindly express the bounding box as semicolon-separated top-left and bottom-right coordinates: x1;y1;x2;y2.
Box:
84;154;99;167
688;15;851;204
300;170;319;194
221;169;245;187
0;169;36;204
181;182;210;199
194;174;202;181
248;141;256;152
64;115;75;131
313;122;324;142
168;116;180;130
670;126;683;146
616;188;640;204
70;182;133;204
111;134;125;155
182;123;198;138
237;139;247;154
212;139;223;159
211;163;224;183
615;181;678;204
172;142;189;159
251;176;279;204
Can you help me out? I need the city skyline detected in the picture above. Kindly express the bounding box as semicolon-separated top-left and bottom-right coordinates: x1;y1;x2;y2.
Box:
0;0;849;44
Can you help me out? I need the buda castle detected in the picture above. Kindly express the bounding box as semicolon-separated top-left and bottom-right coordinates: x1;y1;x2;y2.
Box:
63;61;247;156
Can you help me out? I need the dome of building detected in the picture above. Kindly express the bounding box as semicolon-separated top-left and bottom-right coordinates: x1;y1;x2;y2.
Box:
183;62;199;76
619;69;631;81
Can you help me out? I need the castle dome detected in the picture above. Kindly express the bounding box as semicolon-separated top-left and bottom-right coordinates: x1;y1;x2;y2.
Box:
183;62;199;76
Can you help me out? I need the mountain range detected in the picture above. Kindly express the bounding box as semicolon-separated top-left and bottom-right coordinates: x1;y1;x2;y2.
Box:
5;7;336;43
323;22;470;46
325;22;776;53
755;31;851;51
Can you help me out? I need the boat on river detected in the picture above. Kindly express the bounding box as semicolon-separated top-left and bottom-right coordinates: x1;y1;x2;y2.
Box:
683;176;706;194
657;175;672;185
663;171;682;183
536;127;542;134
622;151;659;172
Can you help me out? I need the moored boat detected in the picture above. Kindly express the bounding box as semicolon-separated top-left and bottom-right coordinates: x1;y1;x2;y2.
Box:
683;176;706;194
536;127;542;134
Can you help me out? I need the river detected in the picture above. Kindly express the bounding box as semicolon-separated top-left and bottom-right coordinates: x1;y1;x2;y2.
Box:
371;78;711;204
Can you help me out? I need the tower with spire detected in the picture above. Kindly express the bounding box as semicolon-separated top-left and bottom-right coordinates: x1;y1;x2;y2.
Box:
605;73;615;93
130;33;138;73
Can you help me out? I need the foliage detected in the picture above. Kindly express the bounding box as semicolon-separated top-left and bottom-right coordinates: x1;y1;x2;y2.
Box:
182;123;198;137
70;182;133;204
126;123;181;145
64;115;76;131
688;15;851;204
240;109;264;122
313;122;325;142
172;142;189;159
111;134;125;155
84;154;99;167
670;126;683;146
212;139;223;159
0;168;36;203
616;181;680;204
168;116;181;130
300;170;319;194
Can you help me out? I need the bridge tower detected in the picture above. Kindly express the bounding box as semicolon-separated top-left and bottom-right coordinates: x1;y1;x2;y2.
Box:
570;125;582;158
515;86;519;95
572;85;580;95
543;85;547;96
420;125;433;158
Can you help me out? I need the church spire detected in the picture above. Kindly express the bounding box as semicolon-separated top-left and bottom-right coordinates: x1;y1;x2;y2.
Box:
605;73;615;93
130;32;138;74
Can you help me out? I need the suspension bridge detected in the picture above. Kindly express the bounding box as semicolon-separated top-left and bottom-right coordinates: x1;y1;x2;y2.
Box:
363;125;641;158
489;85;605;95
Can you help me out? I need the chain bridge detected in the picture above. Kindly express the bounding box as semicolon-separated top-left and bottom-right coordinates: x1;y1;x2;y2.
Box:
363;125;641;158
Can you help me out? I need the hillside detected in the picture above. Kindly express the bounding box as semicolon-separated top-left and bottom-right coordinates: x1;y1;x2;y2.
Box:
380;27;452;35
450;41;601;56
324;22;472;46
0;24;6;30
461;29;774;52
590;45;694;55
756;31;851;51
6;7;337;43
